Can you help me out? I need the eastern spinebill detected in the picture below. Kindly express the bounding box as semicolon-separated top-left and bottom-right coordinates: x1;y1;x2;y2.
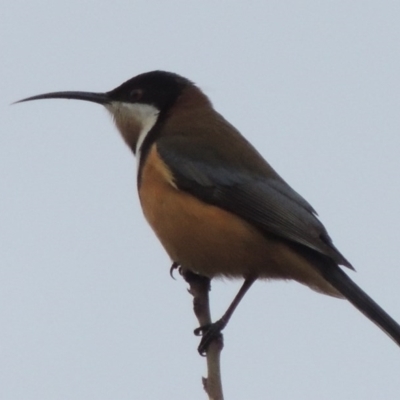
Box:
16;70;400;354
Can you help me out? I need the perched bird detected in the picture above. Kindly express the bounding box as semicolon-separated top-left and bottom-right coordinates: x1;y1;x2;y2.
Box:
16;71;400;354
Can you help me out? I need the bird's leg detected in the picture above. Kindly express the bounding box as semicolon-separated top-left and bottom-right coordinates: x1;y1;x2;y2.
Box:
195;276;257;355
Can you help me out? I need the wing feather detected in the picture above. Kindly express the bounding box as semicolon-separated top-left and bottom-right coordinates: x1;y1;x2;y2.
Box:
156;135;352;269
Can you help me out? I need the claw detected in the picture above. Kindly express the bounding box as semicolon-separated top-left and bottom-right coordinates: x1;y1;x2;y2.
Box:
194;324;211;336
169;262;180;279
195;319;226;355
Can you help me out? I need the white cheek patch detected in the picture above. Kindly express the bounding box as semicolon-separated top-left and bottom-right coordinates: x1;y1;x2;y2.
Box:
106;102;160;163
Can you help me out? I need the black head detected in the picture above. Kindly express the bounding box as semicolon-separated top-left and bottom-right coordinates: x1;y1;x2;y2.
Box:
107;71;192;113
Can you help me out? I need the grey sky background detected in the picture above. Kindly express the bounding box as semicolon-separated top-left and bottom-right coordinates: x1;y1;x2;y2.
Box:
2;1;400;399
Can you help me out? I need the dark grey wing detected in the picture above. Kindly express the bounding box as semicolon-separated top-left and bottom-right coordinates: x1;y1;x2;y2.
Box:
156;135;352;269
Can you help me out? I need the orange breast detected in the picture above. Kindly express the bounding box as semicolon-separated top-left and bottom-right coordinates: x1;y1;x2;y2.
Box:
138;144;339;296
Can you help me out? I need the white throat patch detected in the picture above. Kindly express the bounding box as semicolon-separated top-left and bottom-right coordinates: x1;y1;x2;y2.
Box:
106;102;160;163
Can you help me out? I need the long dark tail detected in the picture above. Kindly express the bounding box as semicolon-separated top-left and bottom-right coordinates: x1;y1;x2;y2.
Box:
316;263;400;347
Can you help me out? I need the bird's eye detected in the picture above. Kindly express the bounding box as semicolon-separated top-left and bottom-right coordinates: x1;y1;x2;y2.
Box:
130;89;143;101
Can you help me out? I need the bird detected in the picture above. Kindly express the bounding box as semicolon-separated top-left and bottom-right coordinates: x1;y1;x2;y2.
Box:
16;70;400;354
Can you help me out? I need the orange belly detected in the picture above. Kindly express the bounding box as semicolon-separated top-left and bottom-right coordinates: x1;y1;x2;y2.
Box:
138;144;340;296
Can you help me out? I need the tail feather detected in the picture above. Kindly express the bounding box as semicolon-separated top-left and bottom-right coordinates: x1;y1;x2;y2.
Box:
316;264;400;347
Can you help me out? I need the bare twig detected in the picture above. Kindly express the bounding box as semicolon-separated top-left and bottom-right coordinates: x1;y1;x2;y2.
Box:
181;268;224;400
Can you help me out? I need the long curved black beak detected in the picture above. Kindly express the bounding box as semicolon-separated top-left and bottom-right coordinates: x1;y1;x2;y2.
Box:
14;91;110;105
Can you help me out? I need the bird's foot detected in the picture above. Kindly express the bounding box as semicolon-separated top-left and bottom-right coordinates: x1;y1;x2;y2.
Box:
194;318;226;356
